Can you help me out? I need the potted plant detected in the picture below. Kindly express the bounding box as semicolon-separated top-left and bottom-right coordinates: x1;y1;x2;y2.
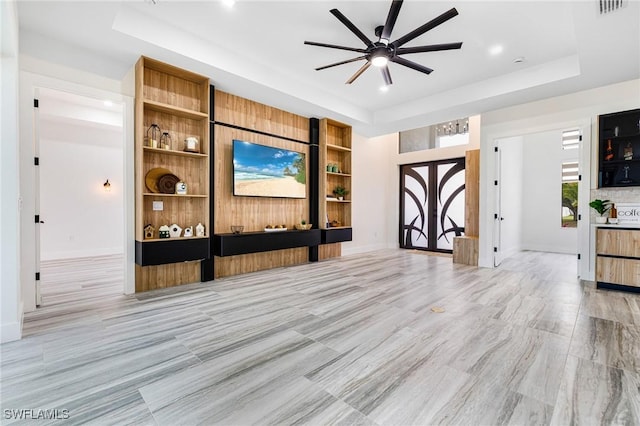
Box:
589;199;611;223
333;186;349;201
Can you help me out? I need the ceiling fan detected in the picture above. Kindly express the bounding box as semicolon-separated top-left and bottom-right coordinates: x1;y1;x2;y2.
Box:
304;0;462;85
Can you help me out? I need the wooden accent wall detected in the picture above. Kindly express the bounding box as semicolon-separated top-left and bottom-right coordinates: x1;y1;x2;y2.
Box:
212;91;311;278
135;263;199;292
454;149;480;267
319;243;341;260
465;149;480;237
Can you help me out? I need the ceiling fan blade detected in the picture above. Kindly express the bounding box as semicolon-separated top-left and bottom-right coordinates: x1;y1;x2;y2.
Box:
381;65;393;85
304;41;367;54
396;42;463;55
391;8;459;48
391;56;433;74
330;8;373;47
316;56;367;71
346;61;371;84
381;0;403;41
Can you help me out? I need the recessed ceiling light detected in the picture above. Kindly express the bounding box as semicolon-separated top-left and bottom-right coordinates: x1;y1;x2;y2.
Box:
104;100;113;107
513;56;525;64
379;85;389;92
221;0;235;8
489;45;503;56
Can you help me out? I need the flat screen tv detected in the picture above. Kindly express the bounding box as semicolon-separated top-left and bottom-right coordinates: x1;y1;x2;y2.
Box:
232;139;306;198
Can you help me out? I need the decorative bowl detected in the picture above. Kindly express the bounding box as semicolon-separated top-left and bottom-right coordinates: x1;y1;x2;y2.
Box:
294;223;313;230
231;225;244;234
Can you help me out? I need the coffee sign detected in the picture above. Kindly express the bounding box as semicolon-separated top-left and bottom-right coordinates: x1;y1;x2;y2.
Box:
616;203;640;224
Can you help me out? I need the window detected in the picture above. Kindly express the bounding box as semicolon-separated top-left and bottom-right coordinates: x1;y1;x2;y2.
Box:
562;161;579;228
562;129;580;150
399;118;469;153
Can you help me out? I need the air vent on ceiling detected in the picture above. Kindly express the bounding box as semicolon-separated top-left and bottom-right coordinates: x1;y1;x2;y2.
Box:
598;0;627;15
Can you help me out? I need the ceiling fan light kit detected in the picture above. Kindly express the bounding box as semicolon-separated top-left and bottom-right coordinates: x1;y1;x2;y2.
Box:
304;0;463;85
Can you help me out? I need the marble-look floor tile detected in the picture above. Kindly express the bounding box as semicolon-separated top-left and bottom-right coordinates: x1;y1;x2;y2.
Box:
4;250;639;425
139;330;340;425
551;355;640;426
570;314;640;374
581;288;640;326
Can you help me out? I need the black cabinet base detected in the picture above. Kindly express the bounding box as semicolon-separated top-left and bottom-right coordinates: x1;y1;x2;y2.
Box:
321;228;352;244
214;229;321;257
596;281;640;294
135;238;210;266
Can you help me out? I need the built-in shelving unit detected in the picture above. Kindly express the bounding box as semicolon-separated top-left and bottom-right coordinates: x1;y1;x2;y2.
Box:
134;56;210;291
319;119;352;230
598;108;640;188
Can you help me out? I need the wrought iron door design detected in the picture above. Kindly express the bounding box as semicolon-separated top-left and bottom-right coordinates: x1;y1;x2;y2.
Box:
400;158;465;252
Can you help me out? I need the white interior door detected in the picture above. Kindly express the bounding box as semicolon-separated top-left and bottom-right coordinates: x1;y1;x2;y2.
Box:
494;144;503;266
34;88;42;307
577;125;591;278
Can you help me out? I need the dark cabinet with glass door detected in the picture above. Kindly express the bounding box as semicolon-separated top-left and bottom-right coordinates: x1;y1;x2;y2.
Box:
598;108;640;188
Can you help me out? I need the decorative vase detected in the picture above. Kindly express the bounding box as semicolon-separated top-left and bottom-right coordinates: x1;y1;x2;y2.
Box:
196;222;205;237
595;216;607;224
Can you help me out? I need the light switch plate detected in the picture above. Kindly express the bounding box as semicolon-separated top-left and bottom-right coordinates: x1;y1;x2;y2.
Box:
152;201;163;211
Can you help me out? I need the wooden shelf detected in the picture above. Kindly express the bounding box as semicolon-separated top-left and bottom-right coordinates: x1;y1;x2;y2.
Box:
143;146;207;158
143;100;209;120
327;171;351;177
142;193;208;198
327;143;351;152
327;199;351;203
141;235;208;243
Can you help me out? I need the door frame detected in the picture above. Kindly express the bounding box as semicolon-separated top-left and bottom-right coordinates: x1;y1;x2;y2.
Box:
482;119;592;278
20;72;135;313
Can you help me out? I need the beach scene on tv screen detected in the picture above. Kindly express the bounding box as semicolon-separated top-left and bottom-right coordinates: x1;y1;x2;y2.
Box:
233;140;306;198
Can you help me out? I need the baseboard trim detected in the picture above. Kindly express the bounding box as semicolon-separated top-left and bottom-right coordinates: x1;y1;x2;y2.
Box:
1;302;23;343
342;243;388;256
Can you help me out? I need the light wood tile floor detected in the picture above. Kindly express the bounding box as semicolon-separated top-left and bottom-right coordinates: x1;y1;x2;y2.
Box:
1;250;639;425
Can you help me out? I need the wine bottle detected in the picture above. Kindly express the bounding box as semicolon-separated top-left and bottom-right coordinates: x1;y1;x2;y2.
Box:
623;142;633;160
605;139;614;161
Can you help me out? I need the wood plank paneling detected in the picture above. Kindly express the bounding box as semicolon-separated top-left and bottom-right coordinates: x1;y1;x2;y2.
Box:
214;91;309;142
319;243;341;260
135;262;200;292
214;248;308;278
453;236;479;266
465;149;480;237
213;91;312;278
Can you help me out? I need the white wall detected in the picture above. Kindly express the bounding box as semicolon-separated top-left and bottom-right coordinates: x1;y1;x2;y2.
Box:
479;78;640;280
39;120;124;260
496;136;524;260
343;132;396;255
1;0;23;343
521;130;578;254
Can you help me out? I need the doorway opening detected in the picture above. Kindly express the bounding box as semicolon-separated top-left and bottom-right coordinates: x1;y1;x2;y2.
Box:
493;127;588;279
35;88;126;306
